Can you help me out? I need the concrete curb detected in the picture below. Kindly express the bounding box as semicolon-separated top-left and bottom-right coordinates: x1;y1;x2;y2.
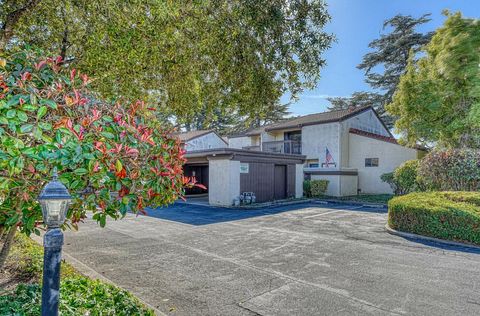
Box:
235;198;313;210
180;198;313;210
315;199;387;208
31;235;166;316
385;224;480;251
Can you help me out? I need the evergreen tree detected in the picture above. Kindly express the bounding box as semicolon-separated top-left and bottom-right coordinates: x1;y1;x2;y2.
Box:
387;12;480;148
329;14;433;128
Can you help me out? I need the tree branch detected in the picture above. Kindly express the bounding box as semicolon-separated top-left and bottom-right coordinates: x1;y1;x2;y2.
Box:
0;0;42;50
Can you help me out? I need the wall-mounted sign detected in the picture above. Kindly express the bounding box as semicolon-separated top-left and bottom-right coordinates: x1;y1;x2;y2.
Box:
240;163;249;174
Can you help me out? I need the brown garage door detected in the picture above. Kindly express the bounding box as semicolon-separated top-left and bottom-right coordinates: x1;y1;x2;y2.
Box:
274;165;287;200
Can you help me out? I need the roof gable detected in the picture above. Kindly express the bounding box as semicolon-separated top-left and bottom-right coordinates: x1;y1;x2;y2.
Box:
264;106;372;132
175;130;228;145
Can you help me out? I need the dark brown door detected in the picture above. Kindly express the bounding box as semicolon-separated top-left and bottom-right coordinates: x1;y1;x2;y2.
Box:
274;165;287;200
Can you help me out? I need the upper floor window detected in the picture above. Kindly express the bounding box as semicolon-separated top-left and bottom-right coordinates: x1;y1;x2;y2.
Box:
365;158;379;167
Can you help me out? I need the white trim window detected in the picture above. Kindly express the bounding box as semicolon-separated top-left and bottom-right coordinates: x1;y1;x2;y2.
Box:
365;158;379;167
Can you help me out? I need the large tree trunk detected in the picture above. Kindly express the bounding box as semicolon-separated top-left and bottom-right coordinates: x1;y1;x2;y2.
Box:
0;0;42;50
0;227;16;271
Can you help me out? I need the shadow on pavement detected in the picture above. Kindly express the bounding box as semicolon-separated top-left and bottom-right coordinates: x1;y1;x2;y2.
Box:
141;201;386;226
396;235;480;255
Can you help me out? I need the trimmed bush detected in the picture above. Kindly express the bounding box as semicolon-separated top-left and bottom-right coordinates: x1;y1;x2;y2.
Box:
417;149;480;191
310;180;329;197
394;160;420;193
303;180;312;198
381;160;420;195
388;192;480;245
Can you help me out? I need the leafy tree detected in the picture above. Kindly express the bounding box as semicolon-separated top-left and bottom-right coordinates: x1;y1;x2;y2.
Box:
327;91;384;113
329;14;433;127
0;49;202;268
387;12;480;148
0;0;333;130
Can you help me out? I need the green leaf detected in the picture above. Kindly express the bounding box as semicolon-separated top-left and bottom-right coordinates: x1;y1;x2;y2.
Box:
40;99;57;109
6;95;22;107
33;127;42;140
74;168;88;176
0;117;8;125
6;109;16;118
37;106;47;120
115;160;123;172
20;124;34;133
17;111;28;122
101;132;115;139
22;147;36;155
38;122;52;130
22;104;38;112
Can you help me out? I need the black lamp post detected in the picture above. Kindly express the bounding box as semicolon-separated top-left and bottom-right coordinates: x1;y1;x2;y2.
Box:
37;169;72;316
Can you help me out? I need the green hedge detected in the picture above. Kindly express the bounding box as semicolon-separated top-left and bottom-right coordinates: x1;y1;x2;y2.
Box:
388;192;480;245
303;180;312;198
310;180;329;197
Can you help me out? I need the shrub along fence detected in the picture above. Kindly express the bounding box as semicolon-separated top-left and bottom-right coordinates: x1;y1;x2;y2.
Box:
388;192;480;245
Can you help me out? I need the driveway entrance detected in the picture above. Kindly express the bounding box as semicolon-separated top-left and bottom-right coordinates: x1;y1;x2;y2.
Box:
62;202;480;316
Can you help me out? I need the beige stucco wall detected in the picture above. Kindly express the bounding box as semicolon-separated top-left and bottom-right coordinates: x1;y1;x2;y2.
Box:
208;159;240;206
348;133;418;194
311;173;358;197
301;122;341;167
186;132;227;151
295;164;304;198
311;174;340;196
340;175;358;196
339;109;391;168
343;109;390;137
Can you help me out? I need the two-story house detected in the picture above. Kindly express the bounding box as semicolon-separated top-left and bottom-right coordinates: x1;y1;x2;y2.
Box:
175;130;305;206
228;106;424;196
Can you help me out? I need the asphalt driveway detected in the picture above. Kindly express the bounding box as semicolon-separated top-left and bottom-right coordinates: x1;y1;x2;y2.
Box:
62;202;480;315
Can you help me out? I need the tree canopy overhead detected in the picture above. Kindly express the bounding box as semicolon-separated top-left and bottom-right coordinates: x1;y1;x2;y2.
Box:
328;14;433;128
387;12;480;148
1;0;333;130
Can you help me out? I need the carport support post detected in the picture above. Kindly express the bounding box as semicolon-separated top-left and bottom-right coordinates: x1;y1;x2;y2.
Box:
41;228;64;316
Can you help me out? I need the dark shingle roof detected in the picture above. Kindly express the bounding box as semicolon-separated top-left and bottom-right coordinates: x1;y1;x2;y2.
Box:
265;106;372;131
228;106;383;138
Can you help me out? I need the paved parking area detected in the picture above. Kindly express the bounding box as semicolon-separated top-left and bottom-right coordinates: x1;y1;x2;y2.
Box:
63;202;480;315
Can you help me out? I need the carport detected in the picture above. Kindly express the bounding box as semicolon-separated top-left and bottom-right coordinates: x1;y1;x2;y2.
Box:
185;149;306;206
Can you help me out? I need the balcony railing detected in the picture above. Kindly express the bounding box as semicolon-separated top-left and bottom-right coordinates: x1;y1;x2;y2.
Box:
262;140;302;154
242;145;261;151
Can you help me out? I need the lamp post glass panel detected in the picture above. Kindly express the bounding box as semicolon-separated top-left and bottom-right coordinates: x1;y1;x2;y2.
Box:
38;170;72;316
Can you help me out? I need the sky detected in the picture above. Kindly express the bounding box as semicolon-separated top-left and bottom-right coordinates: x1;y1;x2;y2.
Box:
285;0;480;116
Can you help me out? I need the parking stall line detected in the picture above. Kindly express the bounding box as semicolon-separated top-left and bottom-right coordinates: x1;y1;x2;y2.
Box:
303;210;344;219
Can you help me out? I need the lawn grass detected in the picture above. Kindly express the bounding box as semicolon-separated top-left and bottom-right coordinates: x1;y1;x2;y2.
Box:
317;194;394;205
0;233;154;315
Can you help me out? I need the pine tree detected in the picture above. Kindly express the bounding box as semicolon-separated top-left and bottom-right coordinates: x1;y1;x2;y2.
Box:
329;14;434;128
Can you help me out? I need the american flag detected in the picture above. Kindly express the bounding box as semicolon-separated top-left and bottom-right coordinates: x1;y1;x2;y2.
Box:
325;147;333;164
